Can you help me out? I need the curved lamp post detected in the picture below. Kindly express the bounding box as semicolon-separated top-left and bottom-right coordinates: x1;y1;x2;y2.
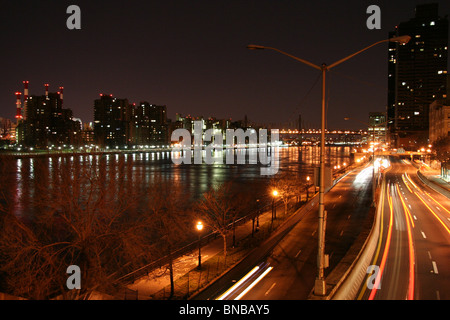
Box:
247;35;411;296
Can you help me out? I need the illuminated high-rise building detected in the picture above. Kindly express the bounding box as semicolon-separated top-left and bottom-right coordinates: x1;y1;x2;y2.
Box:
93;94;131;148
387;3;448;149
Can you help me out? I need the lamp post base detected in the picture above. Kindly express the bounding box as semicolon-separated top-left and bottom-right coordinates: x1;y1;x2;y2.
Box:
314;278;326;296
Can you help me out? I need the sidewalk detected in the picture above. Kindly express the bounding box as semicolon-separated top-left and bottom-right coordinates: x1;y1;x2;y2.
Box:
420;166;450;189
125;197;293;299
415;161;450;197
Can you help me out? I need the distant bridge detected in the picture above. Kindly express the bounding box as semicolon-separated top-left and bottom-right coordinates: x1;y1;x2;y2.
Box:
279;129;367;146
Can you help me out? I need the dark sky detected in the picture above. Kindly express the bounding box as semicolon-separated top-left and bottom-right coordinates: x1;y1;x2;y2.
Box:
1;0;449;130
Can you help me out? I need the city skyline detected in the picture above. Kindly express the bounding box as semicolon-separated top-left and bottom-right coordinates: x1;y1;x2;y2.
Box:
1;0;449;131
1;1;450;305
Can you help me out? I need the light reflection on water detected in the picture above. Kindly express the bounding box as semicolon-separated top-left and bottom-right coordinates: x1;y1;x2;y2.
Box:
3;146;351;218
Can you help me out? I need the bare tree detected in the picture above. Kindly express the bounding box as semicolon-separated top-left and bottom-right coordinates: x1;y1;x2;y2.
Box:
269;171;299;215
0;155;156;300
143;177;194;299
196;181;246;261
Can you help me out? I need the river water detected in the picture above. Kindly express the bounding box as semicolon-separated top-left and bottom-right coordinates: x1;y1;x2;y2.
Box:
0;146;352;218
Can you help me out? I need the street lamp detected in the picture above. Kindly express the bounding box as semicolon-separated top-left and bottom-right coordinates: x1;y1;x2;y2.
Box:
247;35;411;296
271;189;278;225
306;176;310;201
196;221;203;270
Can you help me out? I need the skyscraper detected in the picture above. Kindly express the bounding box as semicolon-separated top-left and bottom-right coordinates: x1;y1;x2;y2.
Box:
94;95;169;148
387;3;448;149
130;102;168;146
368;112;387;144
93;94;131;148
19;89;80;148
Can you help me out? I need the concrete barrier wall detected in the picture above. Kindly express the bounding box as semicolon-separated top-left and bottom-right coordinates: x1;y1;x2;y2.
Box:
417;170;450;199
330;176;386;300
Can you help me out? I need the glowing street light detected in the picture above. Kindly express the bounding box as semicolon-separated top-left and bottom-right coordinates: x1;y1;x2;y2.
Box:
306;176;311;200
271;190;278;225
196;221;204;269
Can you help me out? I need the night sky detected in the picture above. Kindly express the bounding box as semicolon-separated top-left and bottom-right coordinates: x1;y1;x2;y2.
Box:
1;0;449;130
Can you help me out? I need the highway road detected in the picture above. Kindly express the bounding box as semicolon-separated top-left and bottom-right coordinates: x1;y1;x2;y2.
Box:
357;158;450;300
194;163;375;300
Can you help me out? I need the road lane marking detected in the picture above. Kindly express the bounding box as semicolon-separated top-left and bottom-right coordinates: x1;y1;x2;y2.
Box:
405;173;419;190
414;192;450;235
402;184;416;300
397;184;415;228
432;261;439;274
427;251;432;260
421;231;427;239
368;186;394;300
294;249;302;258
423;193;450;215
235;266;273;300
358;180;386;300
402;174;413;193
265;282;277;296
216;266;260;300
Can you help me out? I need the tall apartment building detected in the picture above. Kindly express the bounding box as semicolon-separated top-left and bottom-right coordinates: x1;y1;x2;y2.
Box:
93;94;131;148
129;102;168;146
18;89;81;148
368;112;387;144
147;103;168;146
387;3;448;149
94;95;168;148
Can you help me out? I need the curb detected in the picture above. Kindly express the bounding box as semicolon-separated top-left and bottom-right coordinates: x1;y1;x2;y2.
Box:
417;170;450;199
